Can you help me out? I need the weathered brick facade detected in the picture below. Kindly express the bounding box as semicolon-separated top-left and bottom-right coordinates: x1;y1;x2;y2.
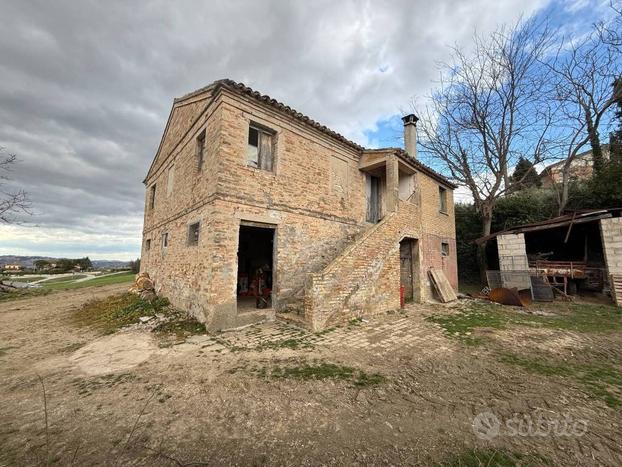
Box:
141;80;458;330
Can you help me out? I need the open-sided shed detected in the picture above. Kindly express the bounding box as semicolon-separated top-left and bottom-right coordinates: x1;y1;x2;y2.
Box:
477;208;622;305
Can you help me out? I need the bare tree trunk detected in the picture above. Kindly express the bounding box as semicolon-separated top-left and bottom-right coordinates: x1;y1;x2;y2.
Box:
477;207;493;284
559;161;572;214
585;108;604;173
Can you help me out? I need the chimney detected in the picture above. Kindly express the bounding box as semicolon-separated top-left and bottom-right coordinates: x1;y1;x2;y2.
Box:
401;114;419;159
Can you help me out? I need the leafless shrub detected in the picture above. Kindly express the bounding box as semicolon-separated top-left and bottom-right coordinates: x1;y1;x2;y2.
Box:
0;148;31;224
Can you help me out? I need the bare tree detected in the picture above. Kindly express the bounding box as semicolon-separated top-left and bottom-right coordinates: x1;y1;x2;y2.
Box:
545;28;622;213
0;149;31;223
597;1;622;49
416;18;554;278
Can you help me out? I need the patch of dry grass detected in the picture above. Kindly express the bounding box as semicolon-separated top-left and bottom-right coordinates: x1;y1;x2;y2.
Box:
72;293;169;335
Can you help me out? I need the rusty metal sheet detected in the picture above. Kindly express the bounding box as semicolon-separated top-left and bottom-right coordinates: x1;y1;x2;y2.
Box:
488;287;532;307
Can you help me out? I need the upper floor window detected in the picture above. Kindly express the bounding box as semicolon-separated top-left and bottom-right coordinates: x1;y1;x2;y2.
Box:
162;232;169;249
187;222;200;246
439;186;447;213
145;239;151;251
247;123;274;171
167;165;175;197
196;129;206;171
149;184;156;210
441;242;450;257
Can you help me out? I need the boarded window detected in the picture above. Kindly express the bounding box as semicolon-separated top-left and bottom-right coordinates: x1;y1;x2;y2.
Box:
439;186;447;213
167;165;175;197
247;124;274;171
162;232;169;249
145;239;151;251
187;222;200;246
441;242;450;257
149;184;156;210
196;130;206;171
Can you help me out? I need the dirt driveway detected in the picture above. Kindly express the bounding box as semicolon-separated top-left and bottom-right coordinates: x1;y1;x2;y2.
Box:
1;287;621;466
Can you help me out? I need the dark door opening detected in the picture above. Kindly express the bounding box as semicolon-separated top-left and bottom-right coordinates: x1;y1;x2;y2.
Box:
237;224;275;312
399;238;419;302
367;175;381;223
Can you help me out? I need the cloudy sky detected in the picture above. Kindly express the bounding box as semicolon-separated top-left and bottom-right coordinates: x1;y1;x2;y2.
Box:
0;0;613;260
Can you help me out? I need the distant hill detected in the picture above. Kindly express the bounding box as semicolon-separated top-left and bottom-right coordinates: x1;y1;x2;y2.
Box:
91;260;131;269
0;256;130;270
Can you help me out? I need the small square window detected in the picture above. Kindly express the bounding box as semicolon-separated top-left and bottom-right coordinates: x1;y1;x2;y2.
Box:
247;124;274;171
441;242;450;257
145;239;151;251
187;222;200;246
439;186;447;213
149;184;156;210
162;232;169;249
196;130;206;171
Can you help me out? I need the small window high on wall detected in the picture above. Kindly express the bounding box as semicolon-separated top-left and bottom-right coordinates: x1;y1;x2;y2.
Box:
247;124;274;171
196;130;206;171
439;186;447;213
187;222;200;246
149;184;156;210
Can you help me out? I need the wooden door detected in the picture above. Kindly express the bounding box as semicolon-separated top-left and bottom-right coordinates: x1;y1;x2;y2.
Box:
367;175;380;223
400;239;414;301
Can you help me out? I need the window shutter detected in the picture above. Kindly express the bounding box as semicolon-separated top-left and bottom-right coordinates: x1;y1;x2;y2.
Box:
258;132;273;171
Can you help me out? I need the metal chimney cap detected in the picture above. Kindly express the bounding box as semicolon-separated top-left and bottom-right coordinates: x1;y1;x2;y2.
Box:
401;114;419;125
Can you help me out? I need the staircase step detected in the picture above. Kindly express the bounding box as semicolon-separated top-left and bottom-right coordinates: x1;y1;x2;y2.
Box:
276;311;309;328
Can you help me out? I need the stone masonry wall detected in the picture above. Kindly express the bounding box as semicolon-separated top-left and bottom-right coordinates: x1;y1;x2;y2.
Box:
216;92;366;222
600;217;622;276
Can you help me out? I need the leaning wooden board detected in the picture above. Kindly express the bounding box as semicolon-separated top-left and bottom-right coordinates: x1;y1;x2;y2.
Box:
611;274;622;307
429;268;458;303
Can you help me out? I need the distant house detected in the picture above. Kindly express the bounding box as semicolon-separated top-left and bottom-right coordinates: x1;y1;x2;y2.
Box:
3;264;22;272
540;145;610;187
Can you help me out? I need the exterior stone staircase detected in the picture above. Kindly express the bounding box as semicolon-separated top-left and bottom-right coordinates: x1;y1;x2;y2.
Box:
300;200;420;330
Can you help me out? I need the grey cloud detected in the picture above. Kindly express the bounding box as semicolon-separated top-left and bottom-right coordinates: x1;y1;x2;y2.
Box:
0;0;549;258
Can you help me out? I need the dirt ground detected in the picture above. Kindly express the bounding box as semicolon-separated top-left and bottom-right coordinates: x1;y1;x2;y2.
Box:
1;286;622;466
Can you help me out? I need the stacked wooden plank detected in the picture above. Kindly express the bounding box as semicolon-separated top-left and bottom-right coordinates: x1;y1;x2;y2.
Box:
429;268;458;303
611;274;622;307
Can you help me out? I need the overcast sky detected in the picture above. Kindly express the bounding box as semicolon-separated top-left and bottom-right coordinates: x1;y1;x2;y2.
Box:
0;0;612;260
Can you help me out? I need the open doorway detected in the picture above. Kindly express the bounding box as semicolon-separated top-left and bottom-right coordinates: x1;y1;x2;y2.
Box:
237;223;275;312
399;238;420;303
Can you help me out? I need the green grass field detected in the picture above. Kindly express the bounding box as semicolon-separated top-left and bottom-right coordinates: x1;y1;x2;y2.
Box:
41;272;134;290
1;272;135;302
6;276;46;283
39;274;87;285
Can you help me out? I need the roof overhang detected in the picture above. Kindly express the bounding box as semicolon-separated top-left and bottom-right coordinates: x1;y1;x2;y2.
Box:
475;209;621;244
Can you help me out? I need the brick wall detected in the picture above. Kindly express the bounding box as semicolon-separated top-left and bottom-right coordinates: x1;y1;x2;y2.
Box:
497;234;528;270
600;217;622;276
417;174;458;297
496;233;530;289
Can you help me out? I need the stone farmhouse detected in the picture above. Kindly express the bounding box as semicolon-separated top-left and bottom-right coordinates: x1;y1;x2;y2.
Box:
141;79;458;331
